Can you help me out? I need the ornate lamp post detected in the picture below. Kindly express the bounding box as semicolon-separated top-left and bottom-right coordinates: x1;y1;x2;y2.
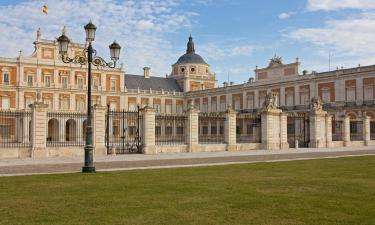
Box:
57;21;121;172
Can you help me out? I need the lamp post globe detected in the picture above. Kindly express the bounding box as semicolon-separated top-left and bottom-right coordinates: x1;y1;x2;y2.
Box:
57;33;70;55
84;20;97;43
109;41;121;61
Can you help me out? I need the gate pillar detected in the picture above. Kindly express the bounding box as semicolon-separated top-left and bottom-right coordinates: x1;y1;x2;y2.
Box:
225;107;237;151
343;115;351;146
325;114;334;148
261;109;282;150
93;104;107;156
309;109;327;148
363;113;371;146
30;96;48;158
187;103;200;152
280;112;289;149
143;106;156;154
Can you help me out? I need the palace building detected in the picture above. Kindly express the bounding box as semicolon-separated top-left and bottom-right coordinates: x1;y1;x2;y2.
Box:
0;29;374;157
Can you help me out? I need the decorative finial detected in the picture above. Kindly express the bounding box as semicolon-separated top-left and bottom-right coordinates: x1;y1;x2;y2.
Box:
36;28;41;41
62;26;67;35
186;34;195;54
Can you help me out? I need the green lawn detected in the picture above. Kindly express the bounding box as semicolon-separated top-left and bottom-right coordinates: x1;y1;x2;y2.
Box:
1;156;375;225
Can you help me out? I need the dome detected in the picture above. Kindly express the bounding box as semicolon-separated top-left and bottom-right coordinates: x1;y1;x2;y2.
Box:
173;35;208;65
175;53;207;65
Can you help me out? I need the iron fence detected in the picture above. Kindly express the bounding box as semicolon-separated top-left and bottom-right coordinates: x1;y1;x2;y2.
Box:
332;120;343;141
371;121;375;140
236;113;262;143
0;110;32;148
155;114;187;145
350;121;363;141
46;112;87;147
105;108;143;154
287;112;310;148
198;112;226;144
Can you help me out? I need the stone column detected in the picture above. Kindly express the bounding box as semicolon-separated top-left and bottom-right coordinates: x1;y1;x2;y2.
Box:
325;114;333;148
309;109;327;148
363;114;371;146
143;106;156;154
225;108;237;151
30;100;48;158
280;112;289;149
261;109;282;150
343;116;351;146
187;104;199;152
92;105;107;156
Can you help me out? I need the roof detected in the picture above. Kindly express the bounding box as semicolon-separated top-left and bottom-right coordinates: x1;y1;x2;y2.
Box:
174;53;207;65
173;35;208;65
124;74;182;92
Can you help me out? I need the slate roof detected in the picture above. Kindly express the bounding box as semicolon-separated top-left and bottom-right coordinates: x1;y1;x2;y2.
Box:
173;35;208;66
124;74;182;92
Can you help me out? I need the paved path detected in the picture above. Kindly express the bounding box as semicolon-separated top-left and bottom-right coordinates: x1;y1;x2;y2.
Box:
0;146;374;176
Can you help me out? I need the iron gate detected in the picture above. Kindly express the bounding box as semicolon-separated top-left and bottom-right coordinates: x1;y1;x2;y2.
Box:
287;112;310;148
105;106;143;154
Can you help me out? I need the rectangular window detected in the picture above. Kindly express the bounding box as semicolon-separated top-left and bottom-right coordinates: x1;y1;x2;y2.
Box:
3;73;9;85
154;104;160;113
176;105;183;114
0;125;11;138
62;99;68;110
165;104;172;114
78;77;83;90
286;94;294;106
234;99;241;110
44;98;52;110
322;89;331;103
259;96;265;108
110;102;117;111
110;80;116;91
220;101;226;112
25;97;33;108
62;76;67;89
247;96;253;109
93;78;99;90
129;103;136;111
211;101;217;112
346;87;356;101
1;96;10;109
27;75;33;86
364;86;373;100
45;75;51;87
77;100;84;111
300;92;309;105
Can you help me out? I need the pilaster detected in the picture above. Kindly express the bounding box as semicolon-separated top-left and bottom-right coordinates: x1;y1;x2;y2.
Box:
325;114;333;148
280;112;289;149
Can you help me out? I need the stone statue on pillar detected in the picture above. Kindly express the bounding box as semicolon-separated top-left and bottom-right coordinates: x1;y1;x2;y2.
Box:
263;92;278;110
310;96;323;111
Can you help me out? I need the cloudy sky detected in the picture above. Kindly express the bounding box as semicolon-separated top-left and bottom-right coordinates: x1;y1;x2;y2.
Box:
0;0;374;85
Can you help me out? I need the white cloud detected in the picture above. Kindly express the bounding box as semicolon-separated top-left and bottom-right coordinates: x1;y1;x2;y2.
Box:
279;12;295;19
0;0;195;76
199;42;255;61
288;12;375;69
307;0;375;11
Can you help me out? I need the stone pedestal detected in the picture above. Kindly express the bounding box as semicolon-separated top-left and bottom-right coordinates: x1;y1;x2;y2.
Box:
92;105;107;156
225;109;237;151
343;116;351;146
143;106;156;154
363;115;370;146
187;106;199;152
261;109;282;150
309;109;327;148
30;101;48;158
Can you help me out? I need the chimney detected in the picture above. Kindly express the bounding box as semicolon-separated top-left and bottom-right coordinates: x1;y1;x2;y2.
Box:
143;67;150;78
230;82;234;86
223;82;228;87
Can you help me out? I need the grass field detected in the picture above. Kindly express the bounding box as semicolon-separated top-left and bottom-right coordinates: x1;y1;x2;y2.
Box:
0;156;375;225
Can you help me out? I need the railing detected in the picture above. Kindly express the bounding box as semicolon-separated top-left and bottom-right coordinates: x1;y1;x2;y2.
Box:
371;121;375;140
155;114;187;145
0;110;32;148
236;114;261;143
332;120;343;141
46;112;87;147
198;112;226;144
350;121;363;141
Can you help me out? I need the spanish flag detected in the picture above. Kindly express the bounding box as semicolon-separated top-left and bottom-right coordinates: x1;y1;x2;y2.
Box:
42;5;48;14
